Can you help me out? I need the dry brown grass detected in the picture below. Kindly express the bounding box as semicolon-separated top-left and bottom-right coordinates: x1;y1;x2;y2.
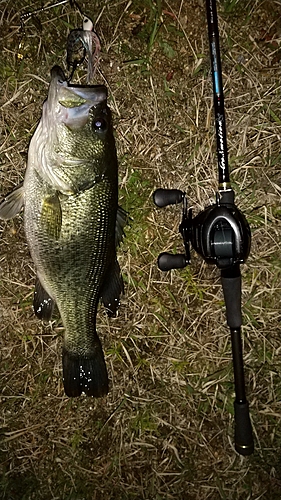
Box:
1;0;281;498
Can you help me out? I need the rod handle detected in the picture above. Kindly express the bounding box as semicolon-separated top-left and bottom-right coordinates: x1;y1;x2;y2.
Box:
221;270;242;329
158;252;187;271
153;189;184;208
234;401;254;456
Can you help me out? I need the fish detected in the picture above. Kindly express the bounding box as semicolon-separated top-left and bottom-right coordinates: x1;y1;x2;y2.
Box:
66;16;101;83
0;65;127;398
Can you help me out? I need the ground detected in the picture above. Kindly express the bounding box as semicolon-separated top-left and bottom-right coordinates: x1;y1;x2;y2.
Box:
1;0;281;498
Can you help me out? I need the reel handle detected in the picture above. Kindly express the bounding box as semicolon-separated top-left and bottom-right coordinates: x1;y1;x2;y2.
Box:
158;252;187;271
153;188;184;208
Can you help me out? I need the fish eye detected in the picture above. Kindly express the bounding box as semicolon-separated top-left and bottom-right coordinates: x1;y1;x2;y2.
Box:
93;117;107;132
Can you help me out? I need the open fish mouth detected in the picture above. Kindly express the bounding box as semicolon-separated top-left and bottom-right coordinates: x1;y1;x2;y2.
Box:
49;65;107;129
51;64;107;99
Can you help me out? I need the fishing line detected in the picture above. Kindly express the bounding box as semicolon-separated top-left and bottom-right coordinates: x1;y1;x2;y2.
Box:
17;0;85;60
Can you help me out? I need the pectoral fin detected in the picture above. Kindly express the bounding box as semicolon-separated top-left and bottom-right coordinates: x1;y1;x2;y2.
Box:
33;277;55;321
0;184;24;220
40;193;62;239
100;259;124;317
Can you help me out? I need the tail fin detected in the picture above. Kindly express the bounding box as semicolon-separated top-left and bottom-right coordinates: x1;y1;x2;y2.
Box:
62;340;108;397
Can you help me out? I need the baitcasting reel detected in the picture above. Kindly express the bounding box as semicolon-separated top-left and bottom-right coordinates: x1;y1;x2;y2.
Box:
153;187;251;273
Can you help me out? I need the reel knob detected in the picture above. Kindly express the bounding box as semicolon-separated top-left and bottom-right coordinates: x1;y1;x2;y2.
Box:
153;189;184;208
158;252;187;271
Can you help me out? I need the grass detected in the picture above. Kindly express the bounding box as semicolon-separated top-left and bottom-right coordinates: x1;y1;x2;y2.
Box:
1;0;281;498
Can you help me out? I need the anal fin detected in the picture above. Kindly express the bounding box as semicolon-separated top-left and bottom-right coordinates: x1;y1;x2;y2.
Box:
33;277;55;321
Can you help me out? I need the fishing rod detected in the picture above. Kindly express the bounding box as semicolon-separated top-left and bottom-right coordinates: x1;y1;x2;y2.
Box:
153;0;254;456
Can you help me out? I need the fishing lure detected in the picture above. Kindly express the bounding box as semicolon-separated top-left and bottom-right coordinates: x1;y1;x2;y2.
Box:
18;0;101;83
66;16;101;83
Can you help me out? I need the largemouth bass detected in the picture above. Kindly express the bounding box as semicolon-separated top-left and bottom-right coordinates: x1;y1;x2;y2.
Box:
0;66;126;398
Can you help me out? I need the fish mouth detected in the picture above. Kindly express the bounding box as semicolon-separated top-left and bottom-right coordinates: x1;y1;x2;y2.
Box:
50;65;107;102
49;65;107;128
67;84;107;103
